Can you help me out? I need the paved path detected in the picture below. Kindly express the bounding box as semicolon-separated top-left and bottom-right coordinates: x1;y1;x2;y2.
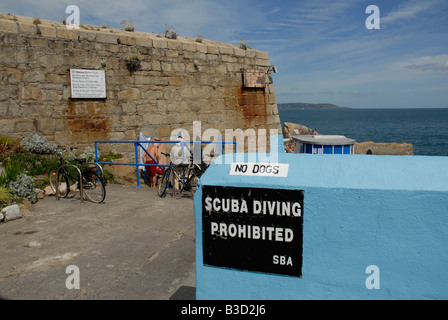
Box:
0;184;196;300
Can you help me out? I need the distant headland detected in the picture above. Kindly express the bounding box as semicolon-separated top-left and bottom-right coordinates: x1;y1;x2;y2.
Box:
278;103;351;110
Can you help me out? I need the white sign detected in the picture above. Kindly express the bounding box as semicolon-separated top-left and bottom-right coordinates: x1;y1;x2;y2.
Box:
229;163;289;178
70;69;106;98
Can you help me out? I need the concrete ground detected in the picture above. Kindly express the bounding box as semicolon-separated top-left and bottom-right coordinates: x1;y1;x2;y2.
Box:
0;184;196;300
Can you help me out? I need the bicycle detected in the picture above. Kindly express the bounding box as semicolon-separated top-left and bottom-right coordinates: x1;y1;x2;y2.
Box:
158;152;208;198
49;147;106;203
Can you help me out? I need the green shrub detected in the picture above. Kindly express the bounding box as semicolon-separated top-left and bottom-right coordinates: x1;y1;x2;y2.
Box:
80;146;98;162
0;186;12;204
164;24;177;39
239;37;250;50
121;20;136;32
125;54;142;72
0;161;23;187
21;133;55;154
0;153;59;188
103;169;116;184
99;151;122;162
0;153;59;176
0;134;13;154
8;173;37;204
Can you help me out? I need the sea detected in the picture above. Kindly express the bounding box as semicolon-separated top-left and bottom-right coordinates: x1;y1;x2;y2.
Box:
278;108;448;157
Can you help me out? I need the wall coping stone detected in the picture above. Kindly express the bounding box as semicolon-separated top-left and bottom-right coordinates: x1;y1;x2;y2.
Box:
0;14;269;60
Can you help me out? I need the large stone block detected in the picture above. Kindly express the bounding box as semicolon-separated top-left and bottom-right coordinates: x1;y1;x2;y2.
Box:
37;25;56;38
20;85;42;100
0;48;16;65
56;28;78;40
117;88;141;100
96;32;118;44
152;37;167;49
0;19;18;33
0;119;15;133
77;30;96;42
119;35;136;46
17;22;37;35
183;42;196;52
135;36;152;48
38;54;60;67
15;119;36;132
219;46;234;55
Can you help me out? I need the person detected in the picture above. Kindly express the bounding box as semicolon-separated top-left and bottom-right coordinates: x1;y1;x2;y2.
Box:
312;128;319;135
143;141;160;188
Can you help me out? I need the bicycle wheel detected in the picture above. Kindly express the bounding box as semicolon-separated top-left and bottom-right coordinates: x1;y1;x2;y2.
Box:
181;170;200;194
158;168;171;197
82;170;106;203
49;169;70;198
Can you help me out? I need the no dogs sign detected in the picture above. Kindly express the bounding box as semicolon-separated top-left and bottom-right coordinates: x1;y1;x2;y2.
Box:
202;185;304;277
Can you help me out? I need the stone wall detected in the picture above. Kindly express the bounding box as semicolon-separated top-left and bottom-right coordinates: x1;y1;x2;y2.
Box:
0;14;281;158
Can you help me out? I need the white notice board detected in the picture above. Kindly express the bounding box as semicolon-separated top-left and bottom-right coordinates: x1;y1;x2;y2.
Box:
70;69;106;98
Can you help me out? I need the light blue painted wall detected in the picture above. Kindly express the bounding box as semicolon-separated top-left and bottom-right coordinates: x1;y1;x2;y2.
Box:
194;152;448;299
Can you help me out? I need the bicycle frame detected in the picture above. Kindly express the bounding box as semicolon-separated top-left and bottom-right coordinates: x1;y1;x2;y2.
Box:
159;151;208;197
56;164;83;202
52;147;105;202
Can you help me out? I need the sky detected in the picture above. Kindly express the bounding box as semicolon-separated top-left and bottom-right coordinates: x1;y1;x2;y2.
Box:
2;0;448;108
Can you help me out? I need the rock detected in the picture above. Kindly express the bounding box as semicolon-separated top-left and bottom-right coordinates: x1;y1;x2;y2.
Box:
283;122;313;140
58;182;68;194
25;241;41;248
18;198;34;218
1;204;22;221
0;212;4;222
283;122;313;152
354;141;414;155
35;188;44;199
44;185;55;196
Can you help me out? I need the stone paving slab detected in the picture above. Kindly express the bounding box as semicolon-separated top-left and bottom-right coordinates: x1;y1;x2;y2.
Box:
0;184;196;300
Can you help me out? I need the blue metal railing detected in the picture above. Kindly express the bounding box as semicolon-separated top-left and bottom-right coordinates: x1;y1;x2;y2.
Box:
94;140;237;188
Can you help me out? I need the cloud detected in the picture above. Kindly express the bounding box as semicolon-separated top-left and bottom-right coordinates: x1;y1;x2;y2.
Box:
399;55;448;72
272;0;359;32
381;0;442;25
84;0;257;39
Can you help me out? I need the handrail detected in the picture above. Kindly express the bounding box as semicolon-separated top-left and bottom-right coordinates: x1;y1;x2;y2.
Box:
56;164;83;202
94;140;237;188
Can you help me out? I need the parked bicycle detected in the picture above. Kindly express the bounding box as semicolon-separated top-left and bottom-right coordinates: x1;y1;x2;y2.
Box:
49;147;106;203
158;152;208;198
